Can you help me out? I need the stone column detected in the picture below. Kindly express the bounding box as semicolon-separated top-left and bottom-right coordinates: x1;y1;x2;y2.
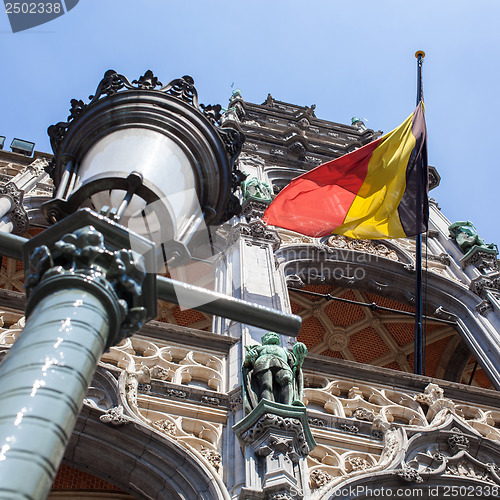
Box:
213;161;297;498
215;221;291;498
215;221;290;344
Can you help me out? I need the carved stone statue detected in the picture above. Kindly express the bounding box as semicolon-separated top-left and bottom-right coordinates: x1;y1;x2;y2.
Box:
242;177;273;203
242;332;307;413
448;221;497;255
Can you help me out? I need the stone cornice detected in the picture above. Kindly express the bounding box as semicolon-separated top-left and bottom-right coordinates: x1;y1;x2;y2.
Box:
138;320;239;352
303;353;500;410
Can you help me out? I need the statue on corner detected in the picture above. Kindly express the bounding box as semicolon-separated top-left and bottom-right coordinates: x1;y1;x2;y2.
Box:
448;221;497;255
242;332;308;414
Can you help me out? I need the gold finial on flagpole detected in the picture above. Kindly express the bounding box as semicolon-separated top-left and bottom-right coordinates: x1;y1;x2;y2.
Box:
415;50;425;59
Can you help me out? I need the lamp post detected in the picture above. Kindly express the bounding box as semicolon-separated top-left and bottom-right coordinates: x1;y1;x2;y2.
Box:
0;70;301;499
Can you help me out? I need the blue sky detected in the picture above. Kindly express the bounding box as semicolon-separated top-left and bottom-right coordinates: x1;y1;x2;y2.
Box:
0;0;498;245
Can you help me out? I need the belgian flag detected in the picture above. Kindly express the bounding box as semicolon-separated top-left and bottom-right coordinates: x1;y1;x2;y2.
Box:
263;103;428;239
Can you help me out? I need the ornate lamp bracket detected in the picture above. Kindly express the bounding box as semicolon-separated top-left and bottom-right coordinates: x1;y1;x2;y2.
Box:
23;208;157;348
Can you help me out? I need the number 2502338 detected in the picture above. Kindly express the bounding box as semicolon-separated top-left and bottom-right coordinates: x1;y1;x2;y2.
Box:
5;2;62;14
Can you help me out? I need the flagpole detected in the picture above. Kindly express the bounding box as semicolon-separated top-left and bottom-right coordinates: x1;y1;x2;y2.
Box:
414;50;425;376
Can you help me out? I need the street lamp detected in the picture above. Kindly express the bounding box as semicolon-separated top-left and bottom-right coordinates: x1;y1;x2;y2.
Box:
0;70;300;499
44;70;245;265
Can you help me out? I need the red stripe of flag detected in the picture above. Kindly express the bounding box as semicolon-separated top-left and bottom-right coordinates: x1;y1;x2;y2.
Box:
263;138;382;237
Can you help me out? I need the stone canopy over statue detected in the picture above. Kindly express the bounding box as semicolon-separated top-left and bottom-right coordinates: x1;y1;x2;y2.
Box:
242;332;307;414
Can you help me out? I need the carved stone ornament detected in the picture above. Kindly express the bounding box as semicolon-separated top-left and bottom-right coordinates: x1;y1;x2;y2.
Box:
152;419;176;435
268;491;295;500
326;235;399;261
346;456;371;471
234;400;316;457
426;252;451;266
150;365;172;381
310;468;334;488
462;247;499;271
339;423;359;434
242;198;271;222
352;407;375;422
99;405;132;426
414;383;445;406
243;142;259;152
201;395;220;406
165;388;187;399
234;400;315;500
0;181;22;205
385;415;500;492
470;274;500;298
240;412;311;456
229;393;243;412
476;299;494;316
27;157;49;176
288;141;305;158
231;221;281;251
270;148;285;157
24;220;150;348
200;447;222;472
448;431;470;453
326;332;348;352
125;366;151;411
397;463;424;483
308;417;327;427
285;274;305;289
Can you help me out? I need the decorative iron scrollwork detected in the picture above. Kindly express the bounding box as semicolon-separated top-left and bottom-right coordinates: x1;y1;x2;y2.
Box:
25;225;148;344
162;75;198;107
89;69;127;100
46;70;246;222
200;103;222;125
47;123;68;158
67;99;86;121
132;69;162;90
218;127;245;166
48;70;244;166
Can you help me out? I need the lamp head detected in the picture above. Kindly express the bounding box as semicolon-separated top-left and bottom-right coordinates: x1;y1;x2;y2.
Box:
44;70;245;266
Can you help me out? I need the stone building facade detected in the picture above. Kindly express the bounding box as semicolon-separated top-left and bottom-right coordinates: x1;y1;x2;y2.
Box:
0;89;499;499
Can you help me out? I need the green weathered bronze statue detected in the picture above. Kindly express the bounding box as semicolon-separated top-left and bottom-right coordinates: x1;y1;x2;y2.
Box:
242;177;273;203
448;221;497;255
242;332;307;414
